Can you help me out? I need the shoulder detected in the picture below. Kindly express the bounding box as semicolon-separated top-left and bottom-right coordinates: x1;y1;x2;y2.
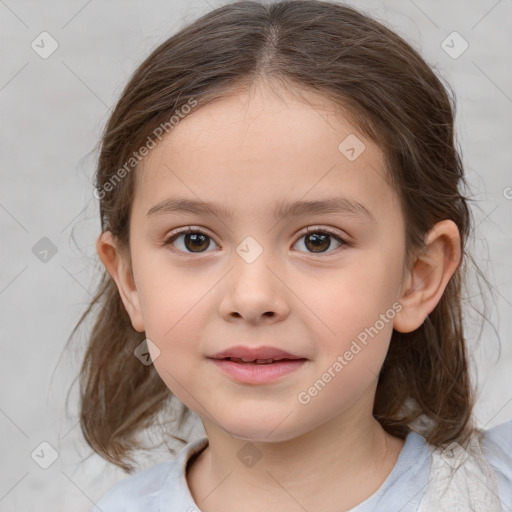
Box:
481;419;512;472
480;419;512;505
92;460;174;512
92;437;209;512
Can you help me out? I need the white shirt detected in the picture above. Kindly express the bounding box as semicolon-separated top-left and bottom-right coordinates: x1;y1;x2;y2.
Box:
93;419;512;511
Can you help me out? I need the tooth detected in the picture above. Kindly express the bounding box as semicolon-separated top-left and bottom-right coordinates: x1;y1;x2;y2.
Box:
255;359;274;364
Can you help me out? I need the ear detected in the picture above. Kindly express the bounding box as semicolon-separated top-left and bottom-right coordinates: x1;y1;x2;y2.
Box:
96;231;145;332
393;219;461;333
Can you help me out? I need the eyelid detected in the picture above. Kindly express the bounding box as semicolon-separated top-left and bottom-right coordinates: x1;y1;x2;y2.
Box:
166;225;215;240
299;225;347;240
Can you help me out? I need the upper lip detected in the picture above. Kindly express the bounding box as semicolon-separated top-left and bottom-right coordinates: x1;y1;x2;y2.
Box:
209;345;305;362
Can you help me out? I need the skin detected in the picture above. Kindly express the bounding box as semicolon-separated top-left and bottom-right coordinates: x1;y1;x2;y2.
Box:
97;80;461;512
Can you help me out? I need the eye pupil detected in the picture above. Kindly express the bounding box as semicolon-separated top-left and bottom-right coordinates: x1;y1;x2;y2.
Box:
305;233;331;253
185;233;210;252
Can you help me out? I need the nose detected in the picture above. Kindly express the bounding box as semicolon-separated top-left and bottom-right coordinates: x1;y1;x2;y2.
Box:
218;248;290;324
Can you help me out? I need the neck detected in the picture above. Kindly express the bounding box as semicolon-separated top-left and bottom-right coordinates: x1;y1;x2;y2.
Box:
187;412;405;512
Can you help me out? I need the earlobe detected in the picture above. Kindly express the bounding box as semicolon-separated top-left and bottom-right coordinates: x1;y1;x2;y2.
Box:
96;231;145;332
393;220;461;333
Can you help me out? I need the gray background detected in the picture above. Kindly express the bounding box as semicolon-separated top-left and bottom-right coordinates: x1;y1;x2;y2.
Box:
1;0;511;510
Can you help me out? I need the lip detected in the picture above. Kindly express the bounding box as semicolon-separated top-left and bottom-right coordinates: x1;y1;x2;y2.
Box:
208;345;307;384
209;358;307;384
209;345;304;361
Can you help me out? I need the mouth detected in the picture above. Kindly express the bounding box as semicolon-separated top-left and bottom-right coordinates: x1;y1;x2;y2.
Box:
208;346;308;384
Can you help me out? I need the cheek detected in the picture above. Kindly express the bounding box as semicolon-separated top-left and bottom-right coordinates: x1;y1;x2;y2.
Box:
134;260;216;355
290;255;400;384
134;256;214;336
293;254;401;333
143;294;209;408
296;302;394;418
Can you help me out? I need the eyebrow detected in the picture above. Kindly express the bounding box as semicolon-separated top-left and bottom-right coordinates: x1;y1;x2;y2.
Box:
146;196;375;222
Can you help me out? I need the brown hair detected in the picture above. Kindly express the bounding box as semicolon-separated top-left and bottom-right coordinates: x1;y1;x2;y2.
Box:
69;0;493;472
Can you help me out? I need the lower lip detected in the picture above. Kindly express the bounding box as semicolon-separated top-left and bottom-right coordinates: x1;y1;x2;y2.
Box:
209;358;307;384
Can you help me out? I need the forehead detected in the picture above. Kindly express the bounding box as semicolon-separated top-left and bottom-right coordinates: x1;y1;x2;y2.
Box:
134;83;398;222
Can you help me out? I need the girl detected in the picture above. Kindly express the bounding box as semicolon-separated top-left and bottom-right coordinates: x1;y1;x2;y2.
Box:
73;1;512;510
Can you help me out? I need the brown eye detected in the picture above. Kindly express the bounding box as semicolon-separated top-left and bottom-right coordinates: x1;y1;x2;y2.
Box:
304;232;332;253
183;232;210;252
164;226;348;256
165;229;218;253
293;228;346;254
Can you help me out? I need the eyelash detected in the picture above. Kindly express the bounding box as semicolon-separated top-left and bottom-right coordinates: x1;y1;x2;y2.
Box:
163;226;351;256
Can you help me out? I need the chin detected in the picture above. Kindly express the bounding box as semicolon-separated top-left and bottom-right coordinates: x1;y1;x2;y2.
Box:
212;412;306;444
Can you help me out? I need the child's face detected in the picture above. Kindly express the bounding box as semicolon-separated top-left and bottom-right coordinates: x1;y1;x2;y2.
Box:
125;84;409;441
